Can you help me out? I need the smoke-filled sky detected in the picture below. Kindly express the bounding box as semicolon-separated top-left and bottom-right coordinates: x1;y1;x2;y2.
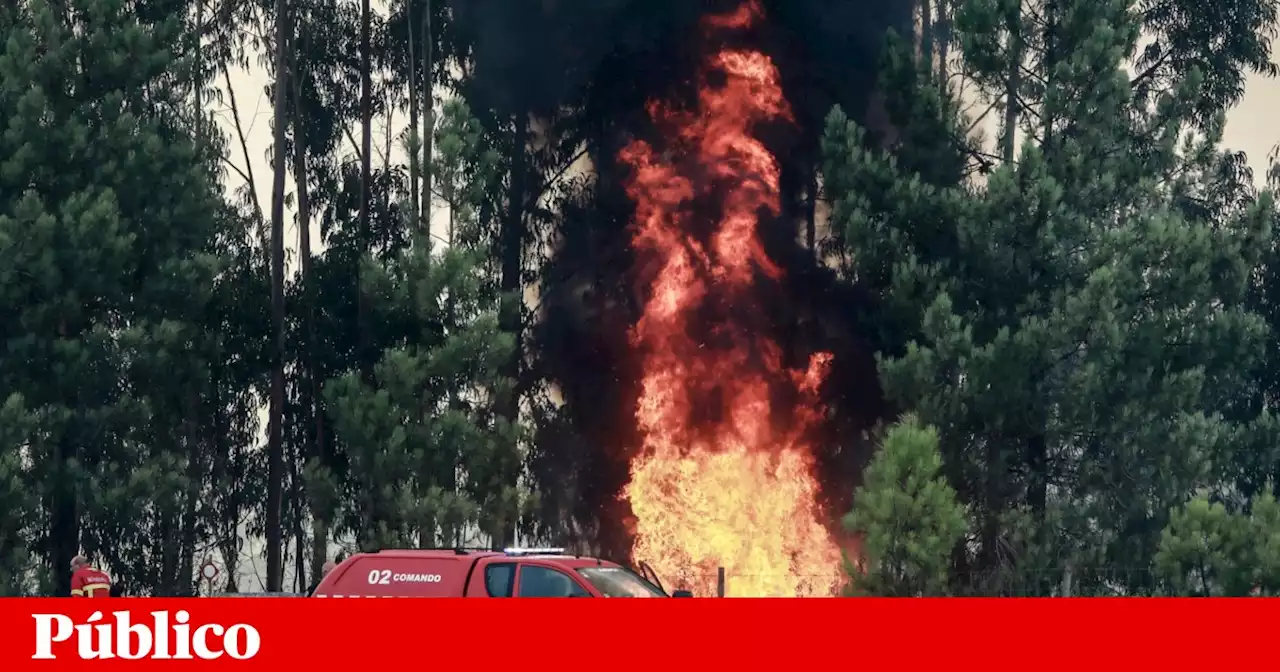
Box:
218;9;1279;276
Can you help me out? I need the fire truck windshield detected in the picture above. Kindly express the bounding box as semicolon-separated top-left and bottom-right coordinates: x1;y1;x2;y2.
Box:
576;567;667;597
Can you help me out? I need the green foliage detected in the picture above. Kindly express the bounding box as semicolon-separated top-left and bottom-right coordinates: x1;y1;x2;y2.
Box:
823;0;1279;595
1156;489;1280;596
326;100;532;550
843;415;967;596
0;0;251;594
0;394;35;595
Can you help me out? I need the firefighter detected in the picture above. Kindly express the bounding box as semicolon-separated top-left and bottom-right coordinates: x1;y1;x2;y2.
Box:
69;555;113;598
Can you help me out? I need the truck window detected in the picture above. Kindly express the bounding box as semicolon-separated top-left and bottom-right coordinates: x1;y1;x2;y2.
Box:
485;563;515;597
517;565;590;597
576;566;666;597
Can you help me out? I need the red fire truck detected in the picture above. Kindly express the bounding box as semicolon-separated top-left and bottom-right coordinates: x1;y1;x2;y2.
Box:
311;548;693;598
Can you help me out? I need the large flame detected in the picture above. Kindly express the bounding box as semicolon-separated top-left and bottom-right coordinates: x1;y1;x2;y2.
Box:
619;0;844;597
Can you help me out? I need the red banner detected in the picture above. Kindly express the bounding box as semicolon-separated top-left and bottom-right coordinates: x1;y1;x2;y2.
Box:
0;598;1270;669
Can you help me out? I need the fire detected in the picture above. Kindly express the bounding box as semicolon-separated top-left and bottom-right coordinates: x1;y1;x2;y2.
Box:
619;0;844;597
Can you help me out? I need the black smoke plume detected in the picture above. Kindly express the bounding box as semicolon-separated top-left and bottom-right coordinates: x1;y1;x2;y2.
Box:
447;0;913;560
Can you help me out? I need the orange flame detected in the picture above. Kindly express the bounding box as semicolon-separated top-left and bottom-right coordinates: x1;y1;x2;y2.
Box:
619;0;844;597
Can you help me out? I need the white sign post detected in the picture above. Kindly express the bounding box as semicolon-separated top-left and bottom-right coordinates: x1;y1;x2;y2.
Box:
200;560;219;596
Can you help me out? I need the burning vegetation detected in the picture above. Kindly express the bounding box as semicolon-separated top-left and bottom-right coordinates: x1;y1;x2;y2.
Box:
512;0;911;594
619;0;844;597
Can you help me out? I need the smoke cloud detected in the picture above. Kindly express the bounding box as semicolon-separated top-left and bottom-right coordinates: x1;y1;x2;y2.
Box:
447;0;912;557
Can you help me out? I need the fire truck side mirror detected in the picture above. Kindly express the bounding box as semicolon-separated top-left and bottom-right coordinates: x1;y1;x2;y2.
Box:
671;590;694;598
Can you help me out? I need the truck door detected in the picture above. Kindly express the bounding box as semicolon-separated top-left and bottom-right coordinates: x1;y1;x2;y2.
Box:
514;564;591;597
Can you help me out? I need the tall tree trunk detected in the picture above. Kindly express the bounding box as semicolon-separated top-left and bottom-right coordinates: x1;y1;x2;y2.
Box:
355;0;376;549
357;0;372;378
178;389;201;596
158;508;177;595
1027;0;1057;521
979;434;1004;589
936;0;952;86
177;0;205;598
289;36;327;580
290;441;306;591
194;0;204;142
497;119;528;548
265;0;291;593
1000;1;1022;163
1026;0;1058;595
1041;0;1057;151
443;185;458;545
407;0;419;228
222;444;244;594
210;358;239;593
50;436;79;597
421;2;433;244
920;0;933;74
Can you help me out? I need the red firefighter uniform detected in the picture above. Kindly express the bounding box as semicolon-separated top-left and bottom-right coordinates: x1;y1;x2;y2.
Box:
70;565;112;597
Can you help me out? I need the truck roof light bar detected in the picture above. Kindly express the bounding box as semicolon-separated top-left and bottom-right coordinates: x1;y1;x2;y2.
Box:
503;547;566;556
375;546;491;555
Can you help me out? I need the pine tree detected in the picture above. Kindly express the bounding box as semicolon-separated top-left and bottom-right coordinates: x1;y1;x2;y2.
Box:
1155;489;1280;595
823;0;1273;595
844;415;967;596
0;0;232;594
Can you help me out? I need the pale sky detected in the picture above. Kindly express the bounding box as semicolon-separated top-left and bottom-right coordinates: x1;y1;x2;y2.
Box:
207;20;1278;591
212;32;1279;273
1223;68;1277;186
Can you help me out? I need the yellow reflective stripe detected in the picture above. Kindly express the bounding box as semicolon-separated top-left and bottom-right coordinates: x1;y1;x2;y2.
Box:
83;583;109;596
